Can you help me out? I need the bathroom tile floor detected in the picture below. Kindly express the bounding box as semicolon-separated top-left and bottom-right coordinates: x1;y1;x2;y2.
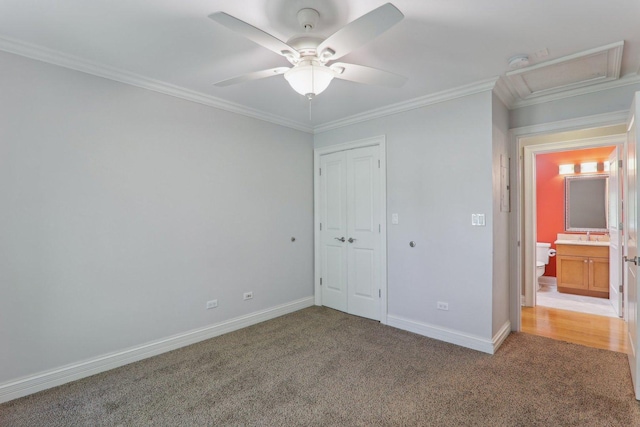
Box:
536;285;619;318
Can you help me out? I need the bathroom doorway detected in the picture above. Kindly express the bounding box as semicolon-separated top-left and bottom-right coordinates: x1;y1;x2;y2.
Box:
534;146;619;318
515;122;629;353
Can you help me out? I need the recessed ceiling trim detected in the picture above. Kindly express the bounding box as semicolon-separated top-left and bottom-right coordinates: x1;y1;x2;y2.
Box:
313;77;499;134
505;41;624;99
0;36;314;134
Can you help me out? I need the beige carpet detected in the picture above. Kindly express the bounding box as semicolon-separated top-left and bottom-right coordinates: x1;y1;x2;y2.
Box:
1;306;639;426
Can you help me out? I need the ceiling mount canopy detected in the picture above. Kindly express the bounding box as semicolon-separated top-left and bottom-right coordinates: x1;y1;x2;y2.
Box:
209;2;407;99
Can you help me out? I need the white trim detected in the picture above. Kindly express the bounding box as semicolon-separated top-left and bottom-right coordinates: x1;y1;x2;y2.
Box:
492;321;512;353
314;78;498;134
510;111;628;331
313;136;388;324
0;296;314;404
510;74;640;109
387;315;508;354
0;36;313;134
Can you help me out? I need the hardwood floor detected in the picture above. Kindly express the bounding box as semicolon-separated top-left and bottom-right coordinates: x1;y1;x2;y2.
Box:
521;305;629;353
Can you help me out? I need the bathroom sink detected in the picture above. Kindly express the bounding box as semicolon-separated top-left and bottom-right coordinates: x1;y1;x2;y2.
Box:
554;239;609;247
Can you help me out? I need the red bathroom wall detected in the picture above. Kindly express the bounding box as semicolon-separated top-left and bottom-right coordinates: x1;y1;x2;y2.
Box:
536;147;615;277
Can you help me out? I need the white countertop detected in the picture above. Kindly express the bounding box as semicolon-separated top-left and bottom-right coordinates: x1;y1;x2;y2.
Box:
554;239;610;247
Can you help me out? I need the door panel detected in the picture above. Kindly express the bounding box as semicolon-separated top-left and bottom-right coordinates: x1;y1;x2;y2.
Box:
320;152;348;312
347;146;381;320
609;147;623;317
625;92;639;399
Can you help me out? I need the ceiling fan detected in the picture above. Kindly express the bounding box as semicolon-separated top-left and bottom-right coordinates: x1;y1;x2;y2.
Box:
209;3;407;99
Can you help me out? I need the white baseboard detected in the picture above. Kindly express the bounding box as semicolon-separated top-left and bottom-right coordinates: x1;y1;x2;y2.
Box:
387;315;508;354
0;296;314;404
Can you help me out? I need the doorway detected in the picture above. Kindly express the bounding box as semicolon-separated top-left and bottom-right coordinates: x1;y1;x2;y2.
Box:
313;136;388;322
534;146;619;318
513;122;629;352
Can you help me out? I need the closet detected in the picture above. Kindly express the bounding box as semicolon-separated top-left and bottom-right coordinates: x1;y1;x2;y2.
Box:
318;144;382;320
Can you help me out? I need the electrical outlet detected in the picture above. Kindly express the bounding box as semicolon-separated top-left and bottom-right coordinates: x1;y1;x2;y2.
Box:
206;299;218;309
243;291;253;300
437;301;449;311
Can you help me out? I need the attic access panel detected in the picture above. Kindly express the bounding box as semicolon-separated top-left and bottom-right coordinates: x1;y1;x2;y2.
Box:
506;42;623;99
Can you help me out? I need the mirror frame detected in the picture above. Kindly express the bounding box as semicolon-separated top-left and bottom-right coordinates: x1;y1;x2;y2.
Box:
564;174;609;232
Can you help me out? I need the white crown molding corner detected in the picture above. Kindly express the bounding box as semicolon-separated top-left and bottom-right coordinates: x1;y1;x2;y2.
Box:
386;314;496;354
492;321;511;354
0;296;314;404
0;36;313;134
313;77;500;134
493;76;517;109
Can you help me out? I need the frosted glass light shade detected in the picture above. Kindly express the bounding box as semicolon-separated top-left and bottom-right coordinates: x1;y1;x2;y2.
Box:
284;60;335;98
559;164;575;175
580;162;598;173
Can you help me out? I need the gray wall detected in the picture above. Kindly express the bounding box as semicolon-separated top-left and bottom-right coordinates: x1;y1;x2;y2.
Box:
315;92;497;340
0;51;314;383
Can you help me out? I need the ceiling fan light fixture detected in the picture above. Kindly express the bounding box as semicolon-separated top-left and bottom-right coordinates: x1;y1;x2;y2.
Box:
284;59;335;99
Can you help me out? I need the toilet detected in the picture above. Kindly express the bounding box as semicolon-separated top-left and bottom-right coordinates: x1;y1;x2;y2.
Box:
536;242;556;289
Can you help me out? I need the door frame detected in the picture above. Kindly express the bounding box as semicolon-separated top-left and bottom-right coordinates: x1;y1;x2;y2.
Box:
313;135;388;324
509;111;628;331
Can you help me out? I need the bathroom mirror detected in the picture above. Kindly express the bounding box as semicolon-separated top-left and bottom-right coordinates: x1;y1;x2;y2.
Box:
565;174;608;232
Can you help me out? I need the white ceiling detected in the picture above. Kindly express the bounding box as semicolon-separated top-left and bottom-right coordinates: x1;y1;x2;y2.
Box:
1;0;639;131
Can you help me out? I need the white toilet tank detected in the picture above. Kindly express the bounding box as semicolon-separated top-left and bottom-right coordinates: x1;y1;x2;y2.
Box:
536;242;552;264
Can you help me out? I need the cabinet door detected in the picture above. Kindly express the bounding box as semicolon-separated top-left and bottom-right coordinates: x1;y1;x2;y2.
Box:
589;257;610;293
557;255;589;290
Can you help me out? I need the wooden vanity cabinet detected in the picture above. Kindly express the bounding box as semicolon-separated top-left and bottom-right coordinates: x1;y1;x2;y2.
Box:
555;244;609;298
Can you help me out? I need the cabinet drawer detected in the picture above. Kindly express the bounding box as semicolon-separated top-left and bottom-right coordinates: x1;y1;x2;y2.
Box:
555;244;609;258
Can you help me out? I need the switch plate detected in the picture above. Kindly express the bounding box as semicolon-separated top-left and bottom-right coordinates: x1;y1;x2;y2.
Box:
391;213;399;224
206;299;218;309
472;213;486;226
243;291;253;300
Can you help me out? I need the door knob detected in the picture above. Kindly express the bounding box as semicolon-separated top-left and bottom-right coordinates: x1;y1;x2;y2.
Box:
335;237;345;242
348;237;357;243
624;256;638;265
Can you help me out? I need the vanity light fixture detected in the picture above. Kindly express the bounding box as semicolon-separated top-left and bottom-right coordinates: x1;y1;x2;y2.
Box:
580;162;598;173
559;164;576;175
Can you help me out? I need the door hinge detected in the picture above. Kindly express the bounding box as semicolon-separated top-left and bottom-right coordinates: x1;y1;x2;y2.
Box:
320;278;323;286
319;168;322;176
320;223;322;231
379;224;381;233
620;284;624;293
619;159;623;168
379;289;381;298
378;159;380;168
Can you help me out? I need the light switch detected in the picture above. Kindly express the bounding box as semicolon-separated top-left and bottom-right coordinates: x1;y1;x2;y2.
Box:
472;213;486;226
392;213;399;224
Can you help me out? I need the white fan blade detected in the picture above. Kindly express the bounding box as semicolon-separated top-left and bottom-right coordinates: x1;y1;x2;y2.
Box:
214;67;290;87
209;12;299;60
331;62;406;88
317;3;403;61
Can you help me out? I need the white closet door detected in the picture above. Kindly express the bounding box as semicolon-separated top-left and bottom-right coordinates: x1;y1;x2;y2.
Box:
319;146;381;321
346;146;381;320
320;151;348;312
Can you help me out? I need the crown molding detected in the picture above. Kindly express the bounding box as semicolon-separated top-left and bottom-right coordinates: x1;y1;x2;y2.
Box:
313;77;499;134
0;36;314;134
510;73;640;109
493;76;517;108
